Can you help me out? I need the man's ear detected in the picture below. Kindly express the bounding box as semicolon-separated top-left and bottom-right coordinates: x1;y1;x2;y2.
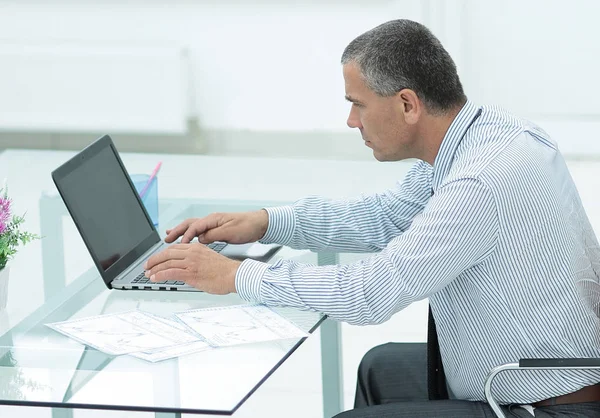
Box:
396;89;421;125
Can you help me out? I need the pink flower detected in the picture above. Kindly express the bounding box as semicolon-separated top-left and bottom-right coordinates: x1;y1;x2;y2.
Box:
0;196;10;235
0;197;9;213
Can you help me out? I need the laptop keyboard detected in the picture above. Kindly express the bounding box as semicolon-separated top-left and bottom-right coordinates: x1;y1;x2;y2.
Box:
132;272;185;286
131;242;228;287
207;241;227;252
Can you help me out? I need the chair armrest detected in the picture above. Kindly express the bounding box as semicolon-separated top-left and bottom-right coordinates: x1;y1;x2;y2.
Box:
519;358;600;367
484;360;600;418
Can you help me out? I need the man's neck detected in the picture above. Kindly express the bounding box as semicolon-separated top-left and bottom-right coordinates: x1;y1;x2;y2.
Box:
418;103;465;166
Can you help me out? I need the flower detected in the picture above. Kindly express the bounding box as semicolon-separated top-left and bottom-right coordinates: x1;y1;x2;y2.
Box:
0;196;9;235
0;184;39;270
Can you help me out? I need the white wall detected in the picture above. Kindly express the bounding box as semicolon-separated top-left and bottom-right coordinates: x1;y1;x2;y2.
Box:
0;0;599;157
460;0;600;156
0;0;422;133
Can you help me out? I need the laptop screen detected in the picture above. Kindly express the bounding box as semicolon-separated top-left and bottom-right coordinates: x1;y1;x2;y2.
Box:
52;136;160;286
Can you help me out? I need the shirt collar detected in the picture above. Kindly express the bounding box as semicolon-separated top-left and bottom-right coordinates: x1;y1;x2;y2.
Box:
431;100;482;191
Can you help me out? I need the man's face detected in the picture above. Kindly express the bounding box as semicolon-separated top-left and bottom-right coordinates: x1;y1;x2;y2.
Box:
343;62;417;162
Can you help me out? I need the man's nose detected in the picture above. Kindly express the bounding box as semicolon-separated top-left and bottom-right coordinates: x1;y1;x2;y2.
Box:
347;107;362;129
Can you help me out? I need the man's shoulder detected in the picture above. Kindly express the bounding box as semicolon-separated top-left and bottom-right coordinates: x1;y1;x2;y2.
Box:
447;107;558;185
471;105;554;145
471;105;525;139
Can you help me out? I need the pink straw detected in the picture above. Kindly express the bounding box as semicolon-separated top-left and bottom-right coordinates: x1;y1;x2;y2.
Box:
139;161;162;199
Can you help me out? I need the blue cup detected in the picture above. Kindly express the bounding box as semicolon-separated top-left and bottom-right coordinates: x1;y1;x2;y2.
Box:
130;174;159;226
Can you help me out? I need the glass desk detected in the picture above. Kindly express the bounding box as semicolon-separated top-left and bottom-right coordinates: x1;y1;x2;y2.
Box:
0;195;343;417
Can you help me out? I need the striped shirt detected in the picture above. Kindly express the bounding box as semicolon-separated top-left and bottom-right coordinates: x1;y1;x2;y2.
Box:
235;100;600;404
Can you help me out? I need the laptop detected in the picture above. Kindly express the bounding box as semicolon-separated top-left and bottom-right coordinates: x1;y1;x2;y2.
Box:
51;135;281;292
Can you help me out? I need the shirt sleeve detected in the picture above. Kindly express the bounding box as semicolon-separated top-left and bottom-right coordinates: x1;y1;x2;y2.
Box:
237;177;499;325
259;161;434;253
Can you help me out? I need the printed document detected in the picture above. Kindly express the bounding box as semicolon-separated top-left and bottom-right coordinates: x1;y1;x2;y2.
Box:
175;305;309;347
47;310;206;356
47;305;309;361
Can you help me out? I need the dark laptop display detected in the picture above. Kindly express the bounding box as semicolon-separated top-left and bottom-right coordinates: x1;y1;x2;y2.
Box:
52;135;162;288
52;135;281;292
60;145;154;269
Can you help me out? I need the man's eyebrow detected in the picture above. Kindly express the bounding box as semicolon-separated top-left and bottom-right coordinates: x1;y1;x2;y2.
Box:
345;95;361;104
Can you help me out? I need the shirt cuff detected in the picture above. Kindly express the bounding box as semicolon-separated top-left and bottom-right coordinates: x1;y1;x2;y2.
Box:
259;206;296;245
235;259;270;302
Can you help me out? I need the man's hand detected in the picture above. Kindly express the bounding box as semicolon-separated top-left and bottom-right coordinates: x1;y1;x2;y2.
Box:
164;210;269;245
143;244;242;294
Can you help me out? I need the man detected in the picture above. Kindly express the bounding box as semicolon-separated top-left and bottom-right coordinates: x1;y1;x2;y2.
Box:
144;19;600;417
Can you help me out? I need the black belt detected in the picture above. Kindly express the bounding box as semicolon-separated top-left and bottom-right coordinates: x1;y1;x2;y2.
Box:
534;384;600;407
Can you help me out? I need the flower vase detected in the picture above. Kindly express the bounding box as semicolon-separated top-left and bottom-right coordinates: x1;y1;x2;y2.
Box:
0;266;9;311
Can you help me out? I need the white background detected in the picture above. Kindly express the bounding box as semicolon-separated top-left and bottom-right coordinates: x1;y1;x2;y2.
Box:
0;0;598;157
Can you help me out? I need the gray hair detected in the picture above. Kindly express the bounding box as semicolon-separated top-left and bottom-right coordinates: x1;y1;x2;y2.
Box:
341;19;466;114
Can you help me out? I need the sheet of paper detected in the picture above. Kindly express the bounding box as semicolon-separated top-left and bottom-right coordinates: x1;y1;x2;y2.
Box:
47;310;202;356
175;304;309;347
130;340;212;362
121;311;199;344
127;312;212;362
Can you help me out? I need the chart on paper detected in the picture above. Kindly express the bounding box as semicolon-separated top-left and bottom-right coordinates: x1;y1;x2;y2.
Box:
47;313;180;355
46;310;209;357
175;305;309;347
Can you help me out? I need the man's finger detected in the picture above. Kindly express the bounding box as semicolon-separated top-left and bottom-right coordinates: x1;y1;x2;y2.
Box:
182;224;206;243
149;268;191;283
182;215;225;242
164;219;195;243
169;243;195;250
145;259;187;279
144;248;188;270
